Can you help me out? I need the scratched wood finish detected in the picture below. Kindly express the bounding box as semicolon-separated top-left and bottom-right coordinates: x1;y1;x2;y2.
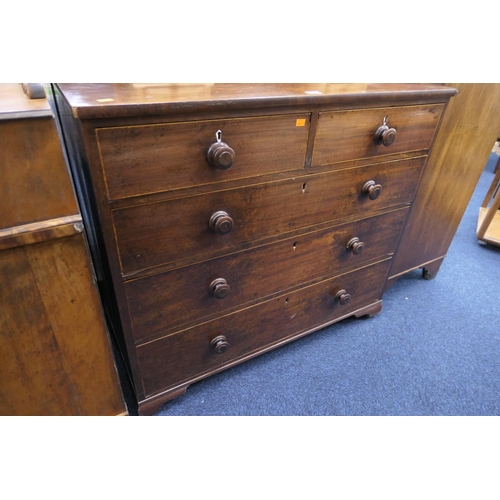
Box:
0;117;79;230
126;208;408;343
0;234;126;416
97;114;311;200
137;258;392;397
311;104;443;167
387;84;500;281
113;157;425;276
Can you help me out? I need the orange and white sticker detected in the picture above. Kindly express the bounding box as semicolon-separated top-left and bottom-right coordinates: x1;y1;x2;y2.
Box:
295;118;306;127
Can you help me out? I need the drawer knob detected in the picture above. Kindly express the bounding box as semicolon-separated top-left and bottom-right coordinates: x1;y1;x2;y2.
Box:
210;278;231;299
374;116;397;147
209;211;234;235
347;237;365;255
362;180;382;200
211;335;229;354
335;289;351;306
207;130;235;170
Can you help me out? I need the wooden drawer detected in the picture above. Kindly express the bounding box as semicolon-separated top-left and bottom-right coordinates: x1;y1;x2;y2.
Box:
97;114;311;200
311;104;443;167
126;208;408;343
137;258;392;397
113;156;425;276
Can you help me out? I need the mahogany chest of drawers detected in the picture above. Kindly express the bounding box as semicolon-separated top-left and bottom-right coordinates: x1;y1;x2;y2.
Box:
51;84;456;415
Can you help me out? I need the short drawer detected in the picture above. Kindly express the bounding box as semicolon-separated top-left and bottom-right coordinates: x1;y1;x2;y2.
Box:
97;114;311;200
113;156;425;275
311;104;443;167
136;258;392;397
126;208;408;343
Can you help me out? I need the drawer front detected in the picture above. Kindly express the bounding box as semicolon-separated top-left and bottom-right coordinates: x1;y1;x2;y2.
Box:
311;104;443;167
113;156;425;275
126;208;408;343
137;258;392;397
97;114;311;200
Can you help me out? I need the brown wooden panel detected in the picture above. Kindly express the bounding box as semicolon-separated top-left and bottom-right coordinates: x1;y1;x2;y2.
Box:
0;234;126;416
113;157;425;275
137;258;392;397
388;84;500;280
312;104;443;167
126;208;408;343
0;116;79;230
97;114;311;200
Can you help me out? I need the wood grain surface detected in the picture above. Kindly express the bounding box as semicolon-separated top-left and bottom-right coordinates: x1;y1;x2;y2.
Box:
126;208;408;343
113;157;425;276
0;116;79;230
387;83;500;280
57;83;457;120
1;84;127;415
97;114;311;200
137;258;392;398
312;104;443;166
0;234;126;415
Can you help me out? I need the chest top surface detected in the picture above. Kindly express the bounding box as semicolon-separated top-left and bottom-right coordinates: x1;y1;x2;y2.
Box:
56;83;457;120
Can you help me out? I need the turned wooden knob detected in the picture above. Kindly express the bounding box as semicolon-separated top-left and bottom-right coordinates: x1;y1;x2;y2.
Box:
210;278;230;299
211;335;229;354
347;237;365;255
207;130;235;170
374;117;397;147
335;289;351;306
209;211;234;235
362;180;382;200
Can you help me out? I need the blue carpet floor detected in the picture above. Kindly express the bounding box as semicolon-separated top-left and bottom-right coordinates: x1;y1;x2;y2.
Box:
153;154;500;416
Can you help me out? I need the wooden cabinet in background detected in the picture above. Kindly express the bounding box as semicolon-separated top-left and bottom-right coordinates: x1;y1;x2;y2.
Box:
0;84;127;416
386;83;500;284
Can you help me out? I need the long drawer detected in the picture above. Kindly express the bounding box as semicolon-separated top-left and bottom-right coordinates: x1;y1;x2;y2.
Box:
136;258;392;397
126;208;408;343
113;156;425;275
97;114;311;200
311;104;443;167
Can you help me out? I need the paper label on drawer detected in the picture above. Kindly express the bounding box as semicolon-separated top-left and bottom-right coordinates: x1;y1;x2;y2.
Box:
295;118;306;127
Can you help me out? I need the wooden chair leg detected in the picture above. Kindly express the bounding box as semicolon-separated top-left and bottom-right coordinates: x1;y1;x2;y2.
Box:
481;168;500;208
477;176;500;242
